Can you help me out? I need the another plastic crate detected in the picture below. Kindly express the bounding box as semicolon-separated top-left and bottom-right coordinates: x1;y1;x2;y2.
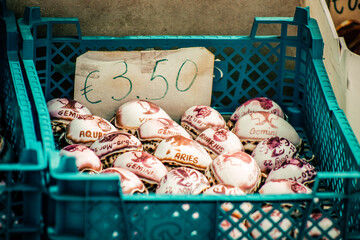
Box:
0;1;46;239
19;6;360;239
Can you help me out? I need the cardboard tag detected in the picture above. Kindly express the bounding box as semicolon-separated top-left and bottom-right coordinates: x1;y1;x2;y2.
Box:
345;50;360;141
329;0;360;27
74;47;214;122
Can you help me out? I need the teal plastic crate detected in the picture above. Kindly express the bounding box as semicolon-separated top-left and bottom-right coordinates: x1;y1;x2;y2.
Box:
0;1;46;239
18;6;360;239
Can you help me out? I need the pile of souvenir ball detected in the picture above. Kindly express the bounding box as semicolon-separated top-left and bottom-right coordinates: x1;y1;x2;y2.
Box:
47;97;340;238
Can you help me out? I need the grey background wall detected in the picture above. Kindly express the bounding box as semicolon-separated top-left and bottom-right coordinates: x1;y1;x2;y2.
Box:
7;0;300;36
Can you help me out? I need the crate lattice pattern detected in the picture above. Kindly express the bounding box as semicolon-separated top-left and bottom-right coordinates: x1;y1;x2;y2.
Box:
33;37;305;115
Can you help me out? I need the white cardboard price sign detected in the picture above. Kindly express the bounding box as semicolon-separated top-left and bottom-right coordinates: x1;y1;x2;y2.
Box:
74;47;215;122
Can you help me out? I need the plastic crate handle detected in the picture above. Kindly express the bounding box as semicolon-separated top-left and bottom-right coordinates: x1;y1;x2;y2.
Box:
20;6;81;60
249;7;309;38
250;7;324;60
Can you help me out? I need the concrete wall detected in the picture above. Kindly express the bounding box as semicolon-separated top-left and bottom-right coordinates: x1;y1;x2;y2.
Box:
8;0;300;36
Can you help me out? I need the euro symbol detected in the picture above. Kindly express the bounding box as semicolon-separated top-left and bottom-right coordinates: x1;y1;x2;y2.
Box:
81;70;101;104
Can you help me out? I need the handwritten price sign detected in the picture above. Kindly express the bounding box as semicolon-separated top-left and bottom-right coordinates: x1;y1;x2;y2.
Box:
74;47;214;122
330;0;360;26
